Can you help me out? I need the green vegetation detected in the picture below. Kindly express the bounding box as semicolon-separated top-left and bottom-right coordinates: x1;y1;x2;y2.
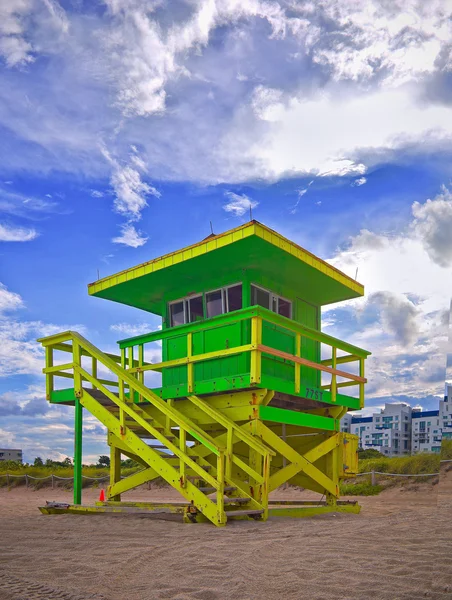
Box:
358;448;385;459
1;450;443;495
359;452;440;476
441;439;452;461
0;458;141;489
340;482;383;496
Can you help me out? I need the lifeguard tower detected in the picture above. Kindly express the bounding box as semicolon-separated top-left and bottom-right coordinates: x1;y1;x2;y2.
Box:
39;221;370;526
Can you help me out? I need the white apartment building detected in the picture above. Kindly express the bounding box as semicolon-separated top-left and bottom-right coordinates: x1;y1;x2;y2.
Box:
411;409;442;454
440;384;452;440
342;385;452;456
347;403;412;457
0;448;23;462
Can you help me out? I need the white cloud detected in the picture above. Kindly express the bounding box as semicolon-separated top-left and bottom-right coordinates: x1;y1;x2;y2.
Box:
0;283;24;312
251;85;284;121
0;0;69;68
247;87;452;178
352;177;367;186
326;186;452;398
112;223;148;248
91;190;104;198
223;191;258;217
0;222;38;242
0;0;450;185
110;322;153;337
0;282;86;378
102;147;160;222
412;185;452;268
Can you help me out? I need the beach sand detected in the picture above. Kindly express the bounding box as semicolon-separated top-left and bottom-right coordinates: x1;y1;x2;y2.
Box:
0;476;450;600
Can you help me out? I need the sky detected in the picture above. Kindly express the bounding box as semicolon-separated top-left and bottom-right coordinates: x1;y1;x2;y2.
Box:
0;0;451;464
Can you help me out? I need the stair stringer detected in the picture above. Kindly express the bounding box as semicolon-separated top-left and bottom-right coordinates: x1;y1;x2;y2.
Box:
80;389;227;526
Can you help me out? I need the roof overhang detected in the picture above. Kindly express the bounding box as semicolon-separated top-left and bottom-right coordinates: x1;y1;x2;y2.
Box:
88;221;363;315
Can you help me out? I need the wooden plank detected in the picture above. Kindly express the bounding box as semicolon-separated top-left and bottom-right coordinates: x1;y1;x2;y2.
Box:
257;344;367;383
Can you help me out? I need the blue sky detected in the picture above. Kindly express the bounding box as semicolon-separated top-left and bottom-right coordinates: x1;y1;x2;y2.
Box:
0;0;451;463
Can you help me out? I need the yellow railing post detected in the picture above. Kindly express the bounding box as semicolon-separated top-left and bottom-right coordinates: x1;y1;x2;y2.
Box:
91;357;97;390
294;333;301;394
73;340;82;396
226;427;233;479
119;348;126;404
138;344;144;402
187;332;194;393
359;358;365;408
216;450;225;525
262;452;270;520
45;346;54;401
331;346;337;403
250;316;262;385
179;427;186;487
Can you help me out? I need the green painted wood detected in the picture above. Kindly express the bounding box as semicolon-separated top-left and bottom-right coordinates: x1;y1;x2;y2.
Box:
73;398;83;505
90;228;362;315
259;405;338;431
50;387;76;404
118;306;370;359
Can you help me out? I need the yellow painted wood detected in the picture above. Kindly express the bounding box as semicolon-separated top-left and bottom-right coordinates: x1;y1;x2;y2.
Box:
109;445;121;501
359;358;365;408
294;333;301;394
43;362;74;374
321;354;359;367
79;389;225;525
187;332;193;393
331;347;337;403
257;344;367;383
88;221;363;297
187;395;273;457
130;343;254;373
109;468;160;498
77;366;222;488
257;422;337;495
250;316;262;384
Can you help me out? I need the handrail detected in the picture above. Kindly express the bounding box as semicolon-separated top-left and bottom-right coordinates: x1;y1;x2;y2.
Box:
187;395;274;458
39;330;272;521
116;305;371;359
39;332;225;459
115;308;368;407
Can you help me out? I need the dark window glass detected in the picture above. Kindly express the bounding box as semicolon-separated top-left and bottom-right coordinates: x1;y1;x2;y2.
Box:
278;298;291;318
170;301;185;327
227;284;242;312
251;285;270;309
188;296;203;323
206;290;223;318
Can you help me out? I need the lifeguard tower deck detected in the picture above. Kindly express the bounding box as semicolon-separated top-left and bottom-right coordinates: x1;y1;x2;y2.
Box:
38;221;370;526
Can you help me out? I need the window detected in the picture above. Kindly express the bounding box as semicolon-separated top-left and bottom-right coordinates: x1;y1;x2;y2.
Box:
188;296;203;323
206;290;223;318
251;284;292;318
206;284;243;318
226;284;242;312
170;300;185;327
170;284;243;327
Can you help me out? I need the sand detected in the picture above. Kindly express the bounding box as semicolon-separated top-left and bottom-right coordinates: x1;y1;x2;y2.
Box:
1;475;451;600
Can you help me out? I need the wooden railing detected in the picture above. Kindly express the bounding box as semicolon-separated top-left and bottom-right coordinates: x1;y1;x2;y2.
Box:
117;306;370;408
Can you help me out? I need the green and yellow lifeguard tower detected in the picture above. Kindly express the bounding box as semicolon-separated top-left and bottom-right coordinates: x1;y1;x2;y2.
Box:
39;221;370;526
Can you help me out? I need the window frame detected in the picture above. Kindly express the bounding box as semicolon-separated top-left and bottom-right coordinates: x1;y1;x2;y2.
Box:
250;283;292;319
168;282;243;327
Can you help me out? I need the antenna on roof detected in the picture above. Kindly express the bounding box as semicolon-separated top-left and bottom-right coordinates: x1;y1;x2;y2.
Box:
249;204;253;221
210;221;214;235
355;267;358;281
97;268;100;280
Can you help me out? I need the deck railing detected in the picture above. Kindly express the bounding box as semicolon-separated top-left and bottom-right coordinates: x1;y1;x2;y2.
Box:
117;306;370;408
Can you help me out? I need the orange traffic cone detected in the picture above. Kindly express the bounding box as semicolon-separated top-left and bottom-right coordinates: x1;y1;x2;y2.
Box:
99;489;106;502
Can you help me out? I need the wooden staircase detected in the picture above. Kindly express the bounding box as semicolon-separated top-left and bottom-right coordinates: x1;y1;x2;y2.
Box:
38;331;274;526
